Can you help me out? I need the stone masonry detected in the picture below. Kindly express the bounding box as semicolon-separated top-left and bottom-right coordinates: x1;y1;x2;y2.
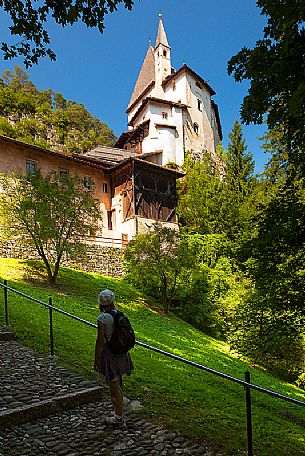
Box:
0;240;124;278
0;328;230;456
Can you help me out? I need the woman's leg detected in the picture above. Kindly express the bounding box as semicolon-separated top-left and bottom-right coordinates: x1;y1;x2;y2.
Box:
109;377;123;416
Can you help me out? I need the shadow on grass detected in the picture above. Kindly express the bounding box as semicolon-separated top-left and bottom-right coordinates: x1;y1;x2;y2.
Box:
1;258;305;455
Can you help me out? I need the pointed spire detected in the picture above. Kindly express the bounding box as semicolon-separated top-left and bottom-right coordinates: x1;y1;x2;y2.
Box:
128;44;155;109
155;13;170;48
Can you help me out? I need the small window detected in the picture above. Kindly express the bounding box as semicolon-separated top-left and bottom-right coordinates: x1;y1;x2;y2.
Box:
26;159;37;173
172;81;176;91
197;99;202;111
194;123;199;134
83;177;93;189
196;81;203;89
162;112;168;120
163;50;167;57
102;182;108;193
107;210;115;231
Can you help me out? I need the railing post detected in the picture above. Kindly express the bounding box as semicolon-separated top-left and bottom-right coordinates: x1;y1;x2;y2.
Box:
4;279;8;326
245;370;253;456
49;297;54;356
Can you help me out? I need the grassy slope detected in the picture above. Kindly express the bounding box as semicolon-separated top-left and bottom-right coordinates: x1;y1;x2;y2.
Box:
0;258;304;456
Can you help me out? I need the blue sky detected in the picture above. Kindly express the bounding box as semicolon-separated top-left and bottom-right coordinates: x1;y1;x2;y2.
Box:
0;0;269;173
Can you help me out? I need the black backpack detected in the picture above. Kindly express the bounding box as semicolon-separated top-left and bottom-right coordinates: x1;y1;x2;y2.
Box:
106;310;135;355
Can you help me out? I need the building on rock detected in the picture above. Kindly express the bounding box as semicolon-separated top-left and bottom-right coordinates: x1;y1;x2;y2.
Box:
115;14;223;169
0;15;223;248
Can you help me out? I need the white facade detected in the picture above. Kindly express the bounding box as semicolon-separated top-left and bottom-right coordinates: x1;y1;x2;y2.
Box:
122;15;222;168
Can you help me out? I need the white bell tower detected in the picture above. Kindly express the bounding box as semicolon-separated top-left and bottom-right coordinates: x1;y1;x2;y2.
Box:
154;14;171;93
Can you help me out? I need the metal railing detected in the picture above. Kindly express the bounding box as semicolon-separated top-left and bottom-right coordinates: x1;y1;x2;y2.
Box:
1;279;305;456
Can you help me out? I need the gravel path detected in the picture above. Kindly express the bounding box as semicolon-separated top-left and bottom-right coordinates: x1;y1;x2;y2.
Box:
0;329;228;456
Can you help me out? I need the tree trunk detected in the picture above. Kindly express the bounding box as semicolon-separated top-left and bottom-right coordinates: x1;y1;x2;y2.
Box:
38;251;55;285
51;255;62;286
162;274;169;314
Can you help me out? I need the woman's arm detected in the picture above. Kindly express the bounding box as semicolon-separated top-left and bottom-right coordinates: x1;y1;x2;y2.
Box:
94;320;105;371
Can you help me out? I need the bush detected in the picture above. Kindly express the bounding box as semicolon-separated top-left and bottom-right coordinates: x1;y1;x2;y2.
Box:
229;297;305;380
296;372;305;390
125;229;250;340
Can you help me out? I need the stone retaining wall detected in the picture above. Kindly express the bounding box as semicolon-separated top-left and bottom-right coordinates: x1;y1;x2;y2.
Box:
0;240;125;278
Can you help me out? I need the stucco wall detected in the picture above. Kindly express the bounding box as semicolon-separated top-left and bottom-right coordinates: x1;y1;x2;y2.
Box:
128;67;220;167
140;103;185;166
0;137;112;214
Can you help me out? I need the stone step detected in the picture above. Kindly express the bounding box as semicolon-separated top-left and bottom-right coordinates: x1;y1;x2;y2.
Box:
0;325;14;341
0;402;221;456
0;385;103;428
0;330;14;341
0;340;102;416
0;335;225;456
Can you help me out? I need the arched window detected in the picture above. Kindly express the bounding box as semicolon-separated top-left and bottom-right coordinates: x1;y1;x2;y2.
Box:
193;122;199;134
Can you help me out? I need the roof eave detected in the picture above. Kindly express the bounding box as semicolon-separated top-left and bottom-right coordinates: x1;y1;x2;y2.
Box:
0;134;118;172
126;81;155;114
109;155;184;178
162;64;216;96
128;97;188;127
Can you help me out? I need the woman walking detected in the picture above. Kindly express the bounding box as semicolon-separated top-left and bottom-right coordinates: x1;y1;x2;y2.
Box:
94;289;134;427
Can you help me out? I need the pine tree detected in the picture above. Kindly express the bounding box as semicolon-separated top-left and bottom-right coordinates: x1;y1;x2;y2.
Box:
226;120;255;199
223;120;263;257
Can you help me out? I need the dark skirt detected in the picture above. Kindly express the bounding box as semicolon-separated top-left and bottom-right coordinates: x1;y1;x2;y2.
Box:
98;346;134;384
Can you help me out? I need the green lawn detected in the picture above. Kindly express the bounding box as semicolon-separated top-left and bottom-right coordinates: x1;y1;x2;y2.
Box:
0;258;305;455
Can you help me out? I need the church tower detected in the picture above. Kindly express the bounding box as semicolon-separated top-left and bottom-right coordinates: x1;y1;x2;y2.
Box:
154;14;172;94
115;15;223;169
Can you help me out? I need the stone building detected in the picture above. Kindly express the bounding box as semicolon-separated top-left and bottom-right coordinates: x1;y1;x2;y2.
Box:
115;14;222;168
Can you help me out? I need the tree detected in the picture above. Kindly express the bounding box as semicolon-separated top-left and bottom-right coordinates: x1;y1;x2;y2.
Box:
230;127;305;378
230;177;305;379
174;232;252;339
227;0;305;372
1;1;136;67
0;170;101;284
229;291;305;380
177;150;260;249
0;66;116;152
124;223;191;314
177;154;232;236
223;120;263;253
226;119;255;197
228;0;305;153
259;126;289;183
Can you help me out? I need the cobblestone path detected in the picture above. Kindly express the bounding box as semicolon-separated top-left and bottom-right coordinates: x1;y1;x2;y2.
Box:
0;328;227;456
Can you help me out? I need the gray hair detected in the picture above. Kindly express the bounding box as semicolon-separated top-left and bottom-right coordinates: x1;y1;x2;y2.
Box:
98;289;115;305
